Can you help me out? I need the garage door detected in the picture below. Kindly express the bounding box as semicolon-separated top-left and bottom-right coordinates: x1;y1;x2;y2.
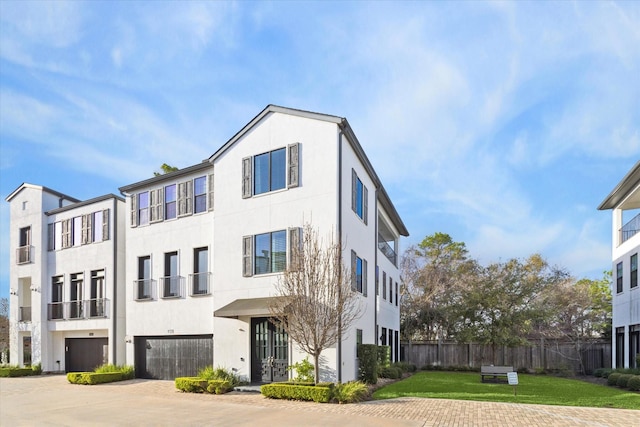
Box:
66;338;108;372
134;335;213;380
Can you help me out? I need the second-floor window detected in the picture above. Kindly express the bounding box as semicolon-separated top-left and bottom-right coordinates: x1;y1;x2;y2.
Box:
192;247;209;295
617;262;623;293
17;226;31;264
137;256;152;300
243;228;300;277
382;271;387;300
138;192;150;226
163;251;180;298
632;254;638;289
194;177;207;213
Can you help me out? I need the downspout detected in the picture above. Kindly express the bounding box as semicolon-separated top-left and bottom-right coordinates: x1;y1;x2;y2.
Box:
374;189;378;352
337;129;343;382
112;198;118;364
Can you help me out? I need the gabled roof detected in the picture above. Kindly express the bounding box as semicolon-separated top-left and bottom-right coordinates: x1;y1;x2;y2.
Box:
5;183;81;203
208;105;409;236
46;194;125;215
119;161;212;194
598;161;640;211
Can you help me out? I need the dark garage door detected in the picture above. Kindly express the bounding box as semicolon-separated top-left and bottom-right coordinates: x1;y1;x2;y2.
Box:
66;338;108;372
135;335;213;380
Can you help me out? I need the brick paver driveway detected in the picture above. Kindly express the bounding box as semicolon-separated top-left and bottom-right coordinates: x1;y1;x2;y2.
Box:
1;375;637;426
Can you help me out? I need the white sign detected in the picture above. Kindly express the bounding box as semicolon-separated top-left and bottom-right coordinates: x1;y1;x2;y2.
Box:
507;372;519;385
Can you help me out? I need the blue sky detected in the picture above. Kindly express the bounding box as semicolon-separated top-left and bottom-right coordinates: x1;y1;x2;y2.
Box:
1;1;639;299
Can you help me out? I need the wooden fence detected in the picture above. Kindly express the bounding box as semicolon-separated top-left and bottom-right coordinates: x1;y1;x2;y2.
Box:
400;340;611;374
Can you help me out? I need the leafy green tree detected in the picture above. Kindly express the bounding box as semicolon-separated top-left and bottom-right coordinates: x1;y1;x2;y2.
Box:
153;163;178;176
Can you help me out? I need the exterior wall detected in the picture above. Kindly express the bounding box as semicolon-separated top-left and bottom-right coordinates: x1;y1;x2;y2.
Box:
611;220;640;369
212;112;342;381
122;167;215;367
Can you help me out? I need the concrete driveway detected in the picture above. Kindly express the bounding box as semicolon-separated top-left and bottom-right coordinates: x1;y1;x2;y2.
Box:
0;375;637;426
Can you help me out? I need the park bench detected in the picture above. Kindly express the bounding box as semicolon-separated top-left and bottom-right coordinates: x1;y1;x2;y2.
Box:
480;365;513;383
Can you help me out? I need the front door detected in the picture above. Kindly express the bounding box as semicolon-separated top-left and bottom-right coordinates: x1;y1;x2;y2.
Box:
251;317;288;383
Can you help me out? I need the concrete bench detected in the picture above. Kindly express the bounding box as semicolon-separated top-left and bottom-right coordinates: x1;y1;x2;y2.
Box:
480;365;513;383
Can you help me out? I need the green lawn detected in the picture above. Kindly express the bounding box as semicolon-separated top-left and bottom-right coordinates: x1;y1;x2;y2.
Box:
373;371;640;410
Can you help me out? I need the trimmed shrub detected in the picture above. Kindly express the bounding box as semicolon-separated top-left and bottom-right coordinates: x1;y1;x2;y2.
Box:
628;375;640;391
66;372;87;384
94;364;134;380
261;383;333;403
593;368;613;378
197;366;241;388
332;381;369;403
175;377;208;393
0;367;37;377
607;372;622;386
206;380;232;394
392;361;416;373
616;374;634;389
357;344;378;384
379;366;402;379
377;346;391;368
83;372;123;385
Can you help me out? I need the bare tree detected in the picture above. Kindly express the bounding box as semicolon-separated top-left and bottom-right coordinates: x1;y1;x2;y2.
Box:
269;224;362;384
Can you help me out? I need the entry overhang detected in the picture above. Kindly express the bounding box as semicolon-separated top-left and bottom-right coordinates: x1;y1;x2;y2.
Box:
213;296;284;318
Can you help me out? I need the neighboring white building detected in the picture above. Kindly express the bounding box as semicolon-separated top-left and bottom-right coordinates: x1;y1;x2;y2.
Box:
6;105;408;382
599;161;640;369
5;184;126;372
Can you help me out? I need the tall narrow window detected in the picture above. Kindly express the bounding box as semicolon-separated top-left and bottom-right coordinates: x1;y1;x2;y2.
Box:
163;251;179;298
73;217;82;246
350;250;367;295
254;231;286;274
165;184;177;220
93;211;103;242
192;247;209;295
90;270;105;317
395;281;398;306
382;271;387;300
381;327;387;346
138;192;149;225
356;329;363;358
18;226;31;263
389;276;393;302
632;254;638;288
616;327;625;368
617;262;624;293
375;265;379;296
194;176;207;213
351;169;368;224
137;256;152;300
70;273;83;319
50;276;64;320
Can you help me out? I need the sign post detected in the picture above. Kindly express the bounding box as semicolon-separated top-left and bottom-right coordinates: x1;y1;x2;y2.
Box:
507;372;519;397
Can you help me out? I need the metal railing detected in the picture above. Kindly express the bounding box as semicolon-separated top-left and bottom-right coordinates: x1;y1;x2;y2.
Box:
620;213;640;245
189;272;211;296
16;245;32;264
19;306;31;322
378;235;397;266
47;299;108;320
135;279;155;301
160;276;185;299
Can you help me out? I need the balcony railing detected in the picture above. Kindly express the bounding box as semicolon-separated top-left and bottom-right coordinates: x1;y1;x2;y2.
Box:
47;299;108;320
378;234;397;266
135;279;156;301
189;272;211;296
16;245;33;264
620;213;640;245
19;306;32;322
160;276;185;299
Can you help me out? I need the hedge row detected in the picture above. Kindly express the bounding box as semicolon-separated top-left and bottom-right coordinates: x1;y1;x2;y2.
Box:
67;372;125;385
174;377;232;394
606;372;640;391
260;382;333;403
0;367;38;377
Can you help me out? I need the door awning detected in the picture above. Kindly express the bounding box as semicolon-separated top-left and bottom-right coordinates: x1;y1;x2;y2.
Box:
213;296;284;318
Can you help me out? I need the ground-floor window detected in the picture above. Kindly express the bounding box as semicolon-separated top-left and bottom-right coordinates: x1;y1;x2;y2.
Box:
630;324;640;368
616;327;625;368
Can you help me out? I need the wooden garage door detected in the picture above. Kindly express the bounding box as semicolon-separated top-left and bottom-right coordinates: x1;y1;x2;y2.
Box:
66;338;108;372
134;335;213;380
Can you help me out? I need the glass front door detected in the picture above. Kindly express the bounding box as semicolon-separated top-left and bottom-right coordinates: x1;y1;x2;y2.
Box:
251;317;288;383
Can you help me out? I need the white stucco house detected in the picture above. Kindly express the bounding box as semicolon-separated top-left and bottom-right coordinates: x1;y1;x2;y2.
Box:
599;161;640;369
6;105;408;382
5;184;126;372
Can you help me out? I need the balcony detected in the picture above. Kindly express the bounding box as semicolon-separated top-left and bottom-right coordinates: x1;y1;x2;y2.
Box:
19;306;31;322
135;279;156;301
620;213;640;244
47;299;108;320
189;272;211;296
160;276;185;299
378;234;397;266
16;245;32;264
